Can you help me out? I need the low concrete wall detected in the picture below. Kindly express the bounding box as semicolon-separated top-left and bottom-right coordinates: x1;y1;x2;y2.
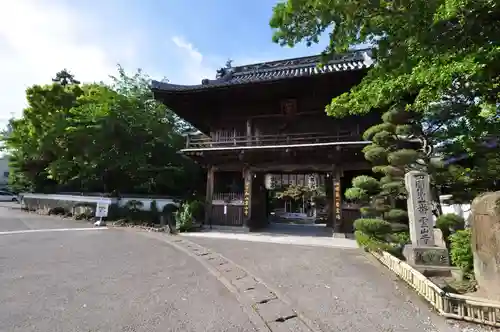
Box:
19;193;180;219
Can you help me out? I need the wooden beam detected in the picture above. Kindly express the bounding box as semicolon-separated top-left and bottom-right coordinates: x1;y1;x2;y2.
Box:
212;162;370;172
205;166;215;225
246;118;252;146
181;140;371;153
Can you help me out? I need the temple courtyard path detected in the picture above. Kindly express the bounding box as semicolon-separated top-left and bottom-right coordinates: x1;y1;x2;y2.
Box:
0;205;260;332
0;204;494;331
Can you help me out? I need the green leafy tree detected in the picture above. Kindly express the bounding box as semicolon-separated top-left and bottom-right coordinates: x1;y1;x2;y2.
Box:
52;69;81;86
4;83;84;192
3;68;202;196
269;0;500;164
270;0;500;211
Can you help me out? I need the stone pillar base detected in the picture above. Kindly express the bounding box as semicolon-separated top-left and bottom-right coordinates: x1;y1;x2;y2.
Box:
403;244;450;266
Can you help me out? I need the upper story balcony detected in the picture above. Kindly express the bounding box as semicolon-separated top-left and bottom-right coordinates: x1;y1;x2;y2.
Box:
183;131;368;152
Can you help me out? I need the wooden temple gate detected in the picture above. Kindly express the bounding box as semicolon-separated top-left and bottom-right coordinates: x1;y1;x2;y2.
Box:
152;49;376;234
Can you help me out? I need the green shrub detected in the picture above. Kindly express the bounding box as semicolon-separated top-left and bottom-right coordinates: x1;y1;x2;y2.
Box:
437;213;466;247
175;202;195;232
352;175;380;194
188;200;205;221
359;206;377;217
345;187;368;201
363;145;388;165
354;230;371;248
74;202;95;220
384;209;408;223
390;223;409;232
48;206;68;215
390;231;410;245
449;229;474;279
124;200;144;211
436;213;465;233
123;200;144;223
353;218;392;240
354;230;399;254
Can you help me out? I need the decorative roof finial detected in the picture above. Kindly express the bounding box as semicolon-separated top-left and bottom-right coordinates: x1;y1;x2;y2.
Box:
216;59;234;79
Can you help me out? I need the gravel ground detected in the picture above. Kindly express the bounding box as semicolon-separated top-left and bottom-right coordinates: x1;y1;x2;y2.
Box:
0;207;260;332
185;236;499;332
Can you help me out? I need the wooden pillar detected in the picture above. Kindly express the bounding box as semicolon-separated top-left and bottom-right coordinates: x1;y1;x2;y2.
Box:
332;166;343;233
185;134;191;148
205;166;215;226
246;118;252;146
243;168;252;226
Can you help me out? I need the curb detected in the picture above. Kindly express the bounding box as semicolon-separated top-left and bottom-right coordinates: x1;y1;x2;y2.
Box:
370;250;500;328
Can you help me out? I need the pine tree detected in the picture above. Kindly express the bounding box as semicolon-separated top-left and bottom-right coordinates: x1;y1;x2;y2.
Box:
345;104;451;246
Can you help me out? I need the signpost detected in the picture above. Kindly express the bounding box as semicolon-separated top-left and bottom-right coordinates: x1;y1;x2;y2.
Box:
94;198;111;227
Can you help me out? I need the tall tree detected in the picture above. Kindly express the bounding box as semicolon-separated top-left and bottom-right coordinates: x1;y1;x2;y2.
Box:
269;0;500;151
269;0;500;205
52;69;81;86
3;68;201;196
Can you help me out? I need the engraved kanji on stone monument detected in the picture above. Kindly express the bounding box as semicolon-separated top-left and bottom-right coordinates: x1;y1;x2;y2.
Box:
405;171;435;246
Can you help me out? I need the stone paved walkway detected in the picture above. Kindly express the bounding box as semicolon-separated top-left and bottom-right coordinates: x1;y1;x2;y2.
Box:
182;235;477;332
181;230;358;249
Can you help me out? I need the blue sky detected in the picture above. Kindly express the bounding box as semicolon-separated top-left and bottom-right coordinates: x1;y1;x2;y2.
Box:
0;0;330;127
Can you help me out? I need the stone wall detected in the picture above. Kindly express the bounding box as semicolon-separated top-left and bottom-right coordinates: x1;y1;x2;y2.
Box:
470;192;500;301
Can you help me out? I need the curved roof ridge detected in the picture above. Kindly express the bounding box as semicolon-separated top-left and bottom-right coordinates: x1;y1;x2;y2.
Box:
151;48;373;93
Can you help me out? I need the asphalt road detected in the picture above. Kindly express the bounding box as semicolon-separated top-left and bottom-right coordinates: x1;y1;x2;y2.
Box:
0;205;258;332
186;237;496;332
1;204;495;332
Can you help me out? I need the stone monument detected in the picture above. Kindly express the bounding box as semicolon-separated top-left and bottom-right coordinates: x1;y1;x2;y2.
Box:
403;171;450;266
470;192;500;301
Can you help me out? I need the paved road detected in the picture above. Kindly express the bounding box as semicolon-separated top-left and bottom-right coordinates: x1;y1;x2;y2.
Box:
0;206;258;332
0;204;494;332
185;236;494;332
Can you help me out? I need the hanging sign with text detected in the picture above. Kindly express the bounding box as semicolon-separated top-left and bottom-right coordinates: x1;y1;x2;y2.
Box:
334;180;342;222
243;172;251;217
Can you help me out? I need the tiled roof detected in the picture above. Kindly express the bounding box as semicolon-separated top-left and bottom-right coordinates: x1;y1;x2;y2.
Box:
151;49;373;92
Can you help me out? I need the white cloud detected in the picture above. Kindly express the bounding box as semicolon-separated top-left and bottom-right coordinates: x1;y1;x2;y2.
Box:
0;0;276;131
170;36;216;84
0;0;138;127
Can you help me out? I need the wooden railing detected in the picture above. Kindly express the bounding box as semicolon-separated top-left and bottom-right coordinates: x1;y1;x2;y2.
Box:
185;132;362;149
212;192;244;203
372;250;500;327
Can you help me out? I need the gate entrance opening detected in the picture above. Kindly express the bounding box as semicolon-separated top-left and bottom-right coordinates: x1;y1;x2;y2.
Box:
265;173;328;225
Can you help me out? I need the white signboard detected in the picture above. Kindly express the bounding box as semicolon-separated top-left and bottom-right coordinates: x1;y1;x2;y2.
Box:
223;204;227;215
264;174;276;190
405;171;435;246
95;200;110;218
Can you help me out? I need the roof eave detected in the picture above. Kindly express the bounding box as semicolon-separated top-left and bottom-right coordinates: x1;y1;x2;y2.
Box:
150;49;374;93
